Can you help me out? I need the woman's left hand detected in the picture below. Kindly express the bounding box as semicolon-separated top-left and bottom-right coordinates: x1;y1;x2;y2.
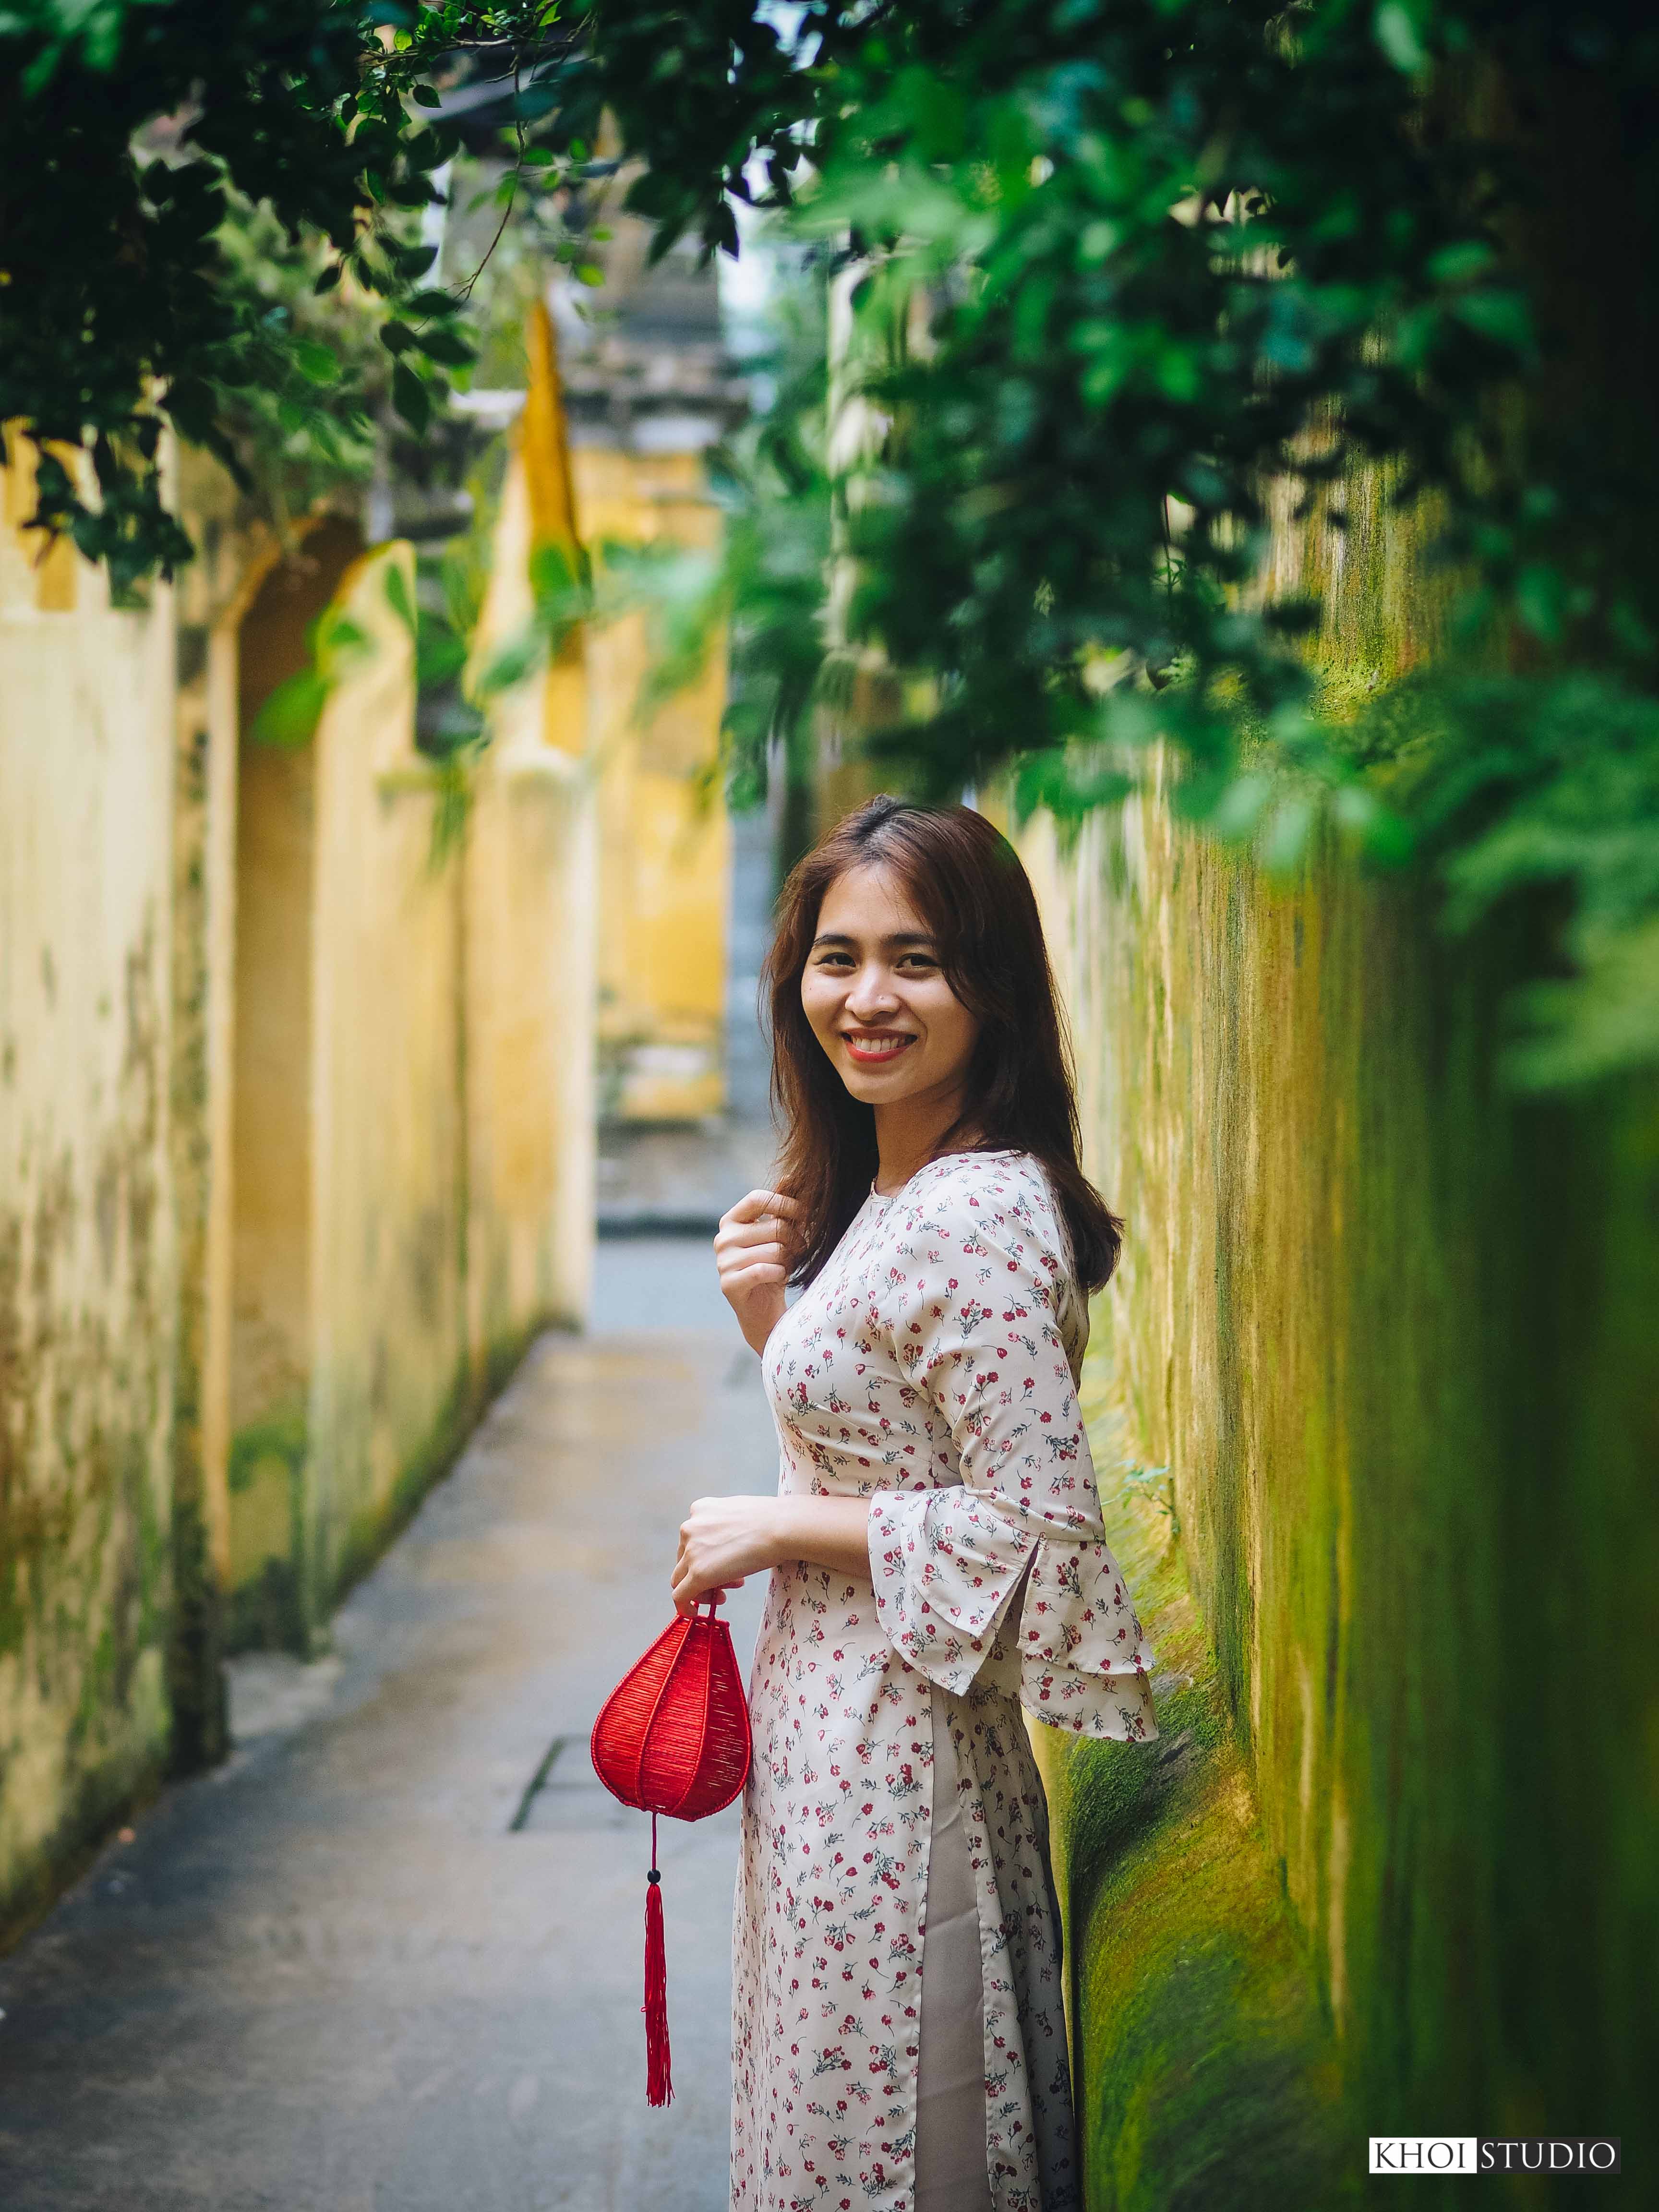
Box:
671;1495;781;1614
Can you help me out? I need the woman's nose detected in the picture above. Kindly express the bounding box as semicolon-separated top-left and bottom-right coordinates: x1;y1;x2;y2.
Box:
846;966;900;1018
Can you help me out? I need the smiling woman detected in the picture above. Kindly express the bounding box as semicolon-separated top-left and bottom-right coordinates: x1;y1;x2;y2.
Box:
765;797;1124;1291
677;798;1157;2212
800;867;983;1163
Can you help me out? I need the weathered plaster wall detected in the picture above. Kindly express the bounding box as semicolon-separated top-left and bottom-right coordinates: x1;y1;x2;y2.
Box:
229;534;596;1653
303;543;474;1617
0;445;179;1936
464;736;596;1360
580;446;731;1123
468;383;598;1334
1022;792;1659;2205
167;448;285;1771
228;523;358;1648
3;408;601;1925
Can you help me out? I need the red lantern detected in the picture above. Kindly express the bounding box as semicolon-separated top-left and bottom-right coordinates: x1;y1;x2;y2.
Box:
591;1600;752;2104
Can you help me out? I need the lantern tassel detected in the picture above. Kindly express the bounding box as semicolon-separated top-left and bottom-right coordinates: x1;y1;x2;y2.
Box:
644;1814;673;2106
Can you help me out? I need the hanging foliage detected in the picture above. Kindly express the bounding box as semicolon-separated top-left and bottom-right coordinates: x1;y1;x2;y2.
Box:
565;0;1659;1087
0;2;585;585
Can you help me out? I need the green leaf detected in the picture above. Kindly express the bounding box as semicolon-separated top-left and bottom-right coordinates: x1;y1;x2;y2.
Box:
417;628;469;687
528;542;581;601
475;634;541;695
1373;2;1428;74
1206;772;1274;842
412;84;441;109
380;320;418;355
316;612;369;673
392;362;432;433
1448;289;1533;355
1515;564;1565;643
1259;792;1318;875
382;560;418;641
291;339;341;386
418;326;476;368
252;670;331;748
1426;241;1497;287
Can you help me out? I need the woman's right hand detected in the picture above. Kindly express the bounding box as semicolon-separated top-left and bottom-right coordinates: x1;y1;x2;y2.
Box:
714;1188;800;1356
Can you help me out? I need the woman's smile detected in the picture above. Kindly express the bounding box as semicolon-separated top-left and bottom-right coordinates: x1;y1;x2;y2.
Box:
800;863;981;1129
840;1026;918;1065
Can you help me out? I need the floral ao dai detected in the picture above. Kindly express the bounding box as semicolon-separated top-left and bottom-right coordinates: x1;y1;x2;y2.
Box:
732;1151;1156;2212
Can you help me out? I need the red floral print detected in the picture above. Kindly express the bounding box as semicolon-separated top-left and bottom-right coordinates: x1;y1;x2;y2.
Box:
732;1152;1156;2212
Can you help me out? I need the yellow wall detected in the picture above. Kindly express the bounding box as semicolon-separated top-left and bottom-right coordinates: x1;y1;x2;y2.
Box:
0;437;180;1932
577;447;730;1122
469;403;598;1325
3;430;600;1928
168;447;287;1767
465;735;596;1349
228;537;596;1651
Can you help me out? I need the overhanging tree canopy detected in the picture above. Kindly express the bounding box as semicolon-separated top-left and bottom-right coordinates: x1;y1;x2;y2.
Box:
4;0;1657;1082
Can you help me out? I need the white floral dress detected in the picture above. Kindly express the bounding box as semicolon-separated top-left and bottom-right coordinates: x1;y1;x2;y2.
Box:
732;1149;1157;2212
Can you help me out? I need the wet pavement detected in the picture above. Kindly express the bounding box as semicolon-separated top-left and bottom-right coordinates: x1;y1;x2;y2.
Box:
0;1244;776;2212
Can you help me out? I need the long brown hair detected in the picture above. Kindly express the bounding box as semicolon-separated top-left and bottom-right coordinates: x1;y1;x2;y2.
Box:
764;796;1123;1290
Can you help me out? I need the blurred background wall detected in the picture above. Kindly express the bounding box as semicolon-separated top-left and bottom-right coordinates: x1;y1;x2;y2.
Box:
0;435;602;1940
0;435;186;1941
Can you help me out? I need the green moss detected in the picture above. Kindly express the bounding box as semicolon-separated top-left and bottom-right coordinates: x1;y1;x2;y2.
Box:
1037;794;1659;2207
227;1410;310;1655
1043;1387;1350;2210
168;705;228;1773
166;1496;227;1774
0;1730;167;1955
227;1410;308;1497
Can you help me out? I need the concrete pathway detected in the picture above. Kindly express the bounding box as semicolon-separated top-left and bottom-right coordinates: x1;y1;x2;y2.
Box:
0;1244;775;2212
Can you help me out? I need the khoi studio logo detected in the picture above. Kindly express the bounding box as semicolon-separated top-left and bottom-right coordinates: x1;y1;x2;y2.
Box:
1369;2140;1622;2176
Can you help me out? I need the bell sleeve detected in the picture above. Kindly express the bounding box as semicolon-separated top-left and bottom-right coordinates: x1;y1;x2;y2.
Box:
865;1162;1157;1740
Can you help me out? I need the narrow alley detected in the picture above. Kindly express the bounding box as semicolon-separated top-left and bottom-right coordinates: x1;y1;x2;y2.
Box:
5;11;1654;2195
0;1240;776;2212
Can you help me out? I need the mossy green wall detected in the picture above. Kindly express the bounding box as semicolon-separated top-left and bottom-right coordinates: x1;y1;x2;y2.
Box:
1024;793;1658;2205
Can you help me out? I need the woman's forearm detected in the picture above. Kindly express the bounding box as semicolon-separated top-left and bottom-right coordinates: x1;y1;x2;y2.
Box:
671;1492;875;1610
767;1495;873;1582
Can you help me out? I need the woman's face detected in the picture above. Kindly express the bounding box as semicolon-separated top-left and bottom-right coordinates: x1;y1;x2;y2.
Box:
800;862;980;1112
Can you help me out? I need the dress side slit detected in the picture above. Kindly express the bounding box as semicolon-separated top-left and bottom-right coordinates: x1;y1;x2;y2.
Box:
914;1684;995;2212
